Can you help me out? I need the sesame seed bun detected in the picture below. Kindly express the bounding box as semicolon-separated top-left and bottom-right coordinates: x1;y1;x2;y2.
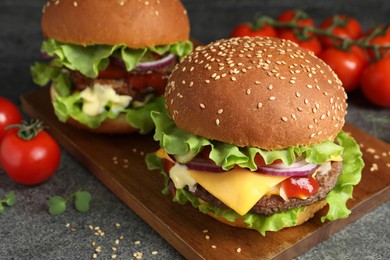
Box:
41;0;190;48
165;37;347;150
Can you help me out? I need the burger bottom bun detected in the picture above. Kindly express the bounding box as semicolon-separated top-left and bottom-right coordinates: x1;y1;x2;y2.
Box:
50;86;138;134
202;199;328;230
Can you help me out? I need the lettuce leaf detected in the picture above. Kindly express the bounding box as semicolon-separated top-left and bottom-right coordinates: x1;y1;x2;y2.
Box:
40;39;193;78
151;110;345;170
145;131;364;235
52;91;165;133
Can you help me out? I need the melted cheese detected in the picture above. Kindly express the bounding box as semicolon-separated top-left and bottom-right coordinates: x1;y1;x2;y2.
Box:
189;168;288;215
155;149;287;216
80;84;132;116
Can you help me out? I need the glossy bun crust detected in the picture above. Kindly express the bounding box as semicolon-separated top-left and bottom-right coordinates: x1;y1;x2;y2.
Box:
166;37;347;150
41;0;190;48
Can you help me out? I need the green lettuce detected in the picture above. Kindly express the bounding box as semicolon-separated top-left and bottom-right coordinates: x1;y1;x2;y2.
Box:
53;92;165;134
39;38;193;78
145;131;364;235
151;110;345;169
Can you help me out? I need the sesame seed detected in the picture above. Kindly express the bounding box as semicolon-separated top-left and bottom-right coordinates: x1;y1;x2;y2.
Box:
257;102;263;109
268;84;273;90
205;80;210;83
291;114;296;120
281;117;288;122
231;77;236;81
200;103;205;109
73;1;78;7
216;119;220;126
217;109;223;114
246;89;251;95
152;251;158;255
205;235;210;240
310;133;316;138
295;92;301;97
269;96;276;101
255;81;261;85
211;245;217;249
237;248;242;253
308;125;314;129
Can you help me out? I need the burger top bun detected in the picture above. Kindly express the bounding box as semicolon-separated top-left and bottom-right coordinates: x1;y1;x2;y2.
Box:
41;0;190;48
166;37;347;150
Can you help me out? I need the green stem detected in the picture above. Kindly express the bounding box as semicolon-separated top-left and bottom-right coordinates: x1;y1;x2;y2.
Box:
257;16;390;58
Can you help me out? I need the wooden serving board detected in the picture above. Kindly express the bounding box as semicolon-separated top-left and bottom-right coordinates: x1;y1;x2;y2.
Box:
21;87;390;260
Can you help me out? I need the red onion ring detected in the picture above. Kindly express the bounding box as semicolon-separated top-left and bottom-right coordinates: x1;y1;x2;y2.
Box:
182;158;224;173
256;163;320;176
135;53;176;71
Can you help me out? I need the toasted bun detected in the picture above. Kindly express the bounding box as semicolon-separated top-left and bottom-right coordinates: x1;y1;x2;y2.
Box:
41;0;190;48
205;200;328;230
166;37;347;150
50;86;137;134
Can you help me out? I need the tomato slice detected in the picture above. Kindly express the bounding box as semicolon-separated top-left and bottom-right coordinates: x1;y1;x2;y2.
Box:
281;176;319;199
97;63;127;79
127;71;168;95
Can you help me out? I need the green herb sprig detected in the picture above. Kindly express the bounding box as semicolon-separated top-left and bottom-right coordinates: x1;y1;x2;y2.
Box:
0;191;16;214
48;189;92;215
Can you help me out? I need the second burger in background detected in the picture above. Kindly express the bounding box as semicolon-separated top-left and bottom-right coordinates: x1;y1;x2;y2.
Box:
31;0;192;134
147;36;364;235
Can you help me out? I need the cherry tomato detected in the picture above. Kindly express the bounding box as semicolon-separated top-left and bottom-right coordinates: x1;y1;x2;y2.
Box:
281;176;319;199
319;27;353;48
0;120;61;185
360;57;390;107
278;30;323;56
0;97;22;143
230;23;277;38
277;10;315;34
319;47;367;92
366;26;390;61
127;71;168;95
320;15;362;40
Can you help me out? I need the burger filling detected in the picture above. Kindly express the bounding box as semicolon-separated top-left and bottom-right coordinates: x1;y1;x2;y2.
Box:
31;39;192;133
146;110;364;235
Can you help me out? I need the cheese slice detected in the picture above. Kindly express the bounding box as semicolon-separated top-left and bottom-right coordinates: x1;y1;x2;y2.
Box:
188;168;288;216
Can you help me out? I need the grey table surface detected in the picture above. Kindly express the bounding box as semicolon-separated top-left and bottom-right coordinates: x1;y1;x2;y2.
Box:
1;0;389;259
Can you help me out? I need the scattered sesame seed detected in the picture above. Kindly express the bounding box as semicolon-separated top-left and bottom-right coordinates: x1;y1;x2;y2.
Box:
135;240;141;245
73;1;78;7
200;103;205;109
257;102;263;109
211;245;217;249
310;133;316;138
205;235;210;240
246;89;251;94
268;84;273;90
295;92;301;97
237;248;242;253
203;229;208;233
281;117;288;122
255;81;261;85
215;119;220;126
269;96;276;101
231;76;237;81
152;251;158;255
217;109;224;114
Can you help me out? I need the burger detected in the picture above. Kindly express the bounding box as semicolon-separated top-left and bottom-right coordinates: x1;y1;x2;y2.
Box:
31;0;192;134
146;37;364;235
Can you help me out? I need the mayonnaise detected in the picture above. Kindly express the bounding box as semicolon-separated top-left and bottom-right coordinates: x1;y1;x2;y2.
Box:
80;84;132;116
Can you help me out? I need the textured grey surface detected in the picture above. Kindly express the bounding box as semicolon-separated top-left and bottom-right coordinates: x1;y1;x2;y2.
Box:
0;0;389;259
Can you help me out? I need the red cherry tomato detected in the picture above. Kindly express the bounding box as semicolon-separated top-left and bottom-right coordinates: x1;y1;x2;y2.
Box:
320;15;362;40
0;121;61;185
281;176;319;199
366;26;390;61
319;48;368;92
0;97;22;143
277;10;315;34
360;57;390;107
319;27;353;48
278;30;323;56
230;23;277;38
277;10;315;27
